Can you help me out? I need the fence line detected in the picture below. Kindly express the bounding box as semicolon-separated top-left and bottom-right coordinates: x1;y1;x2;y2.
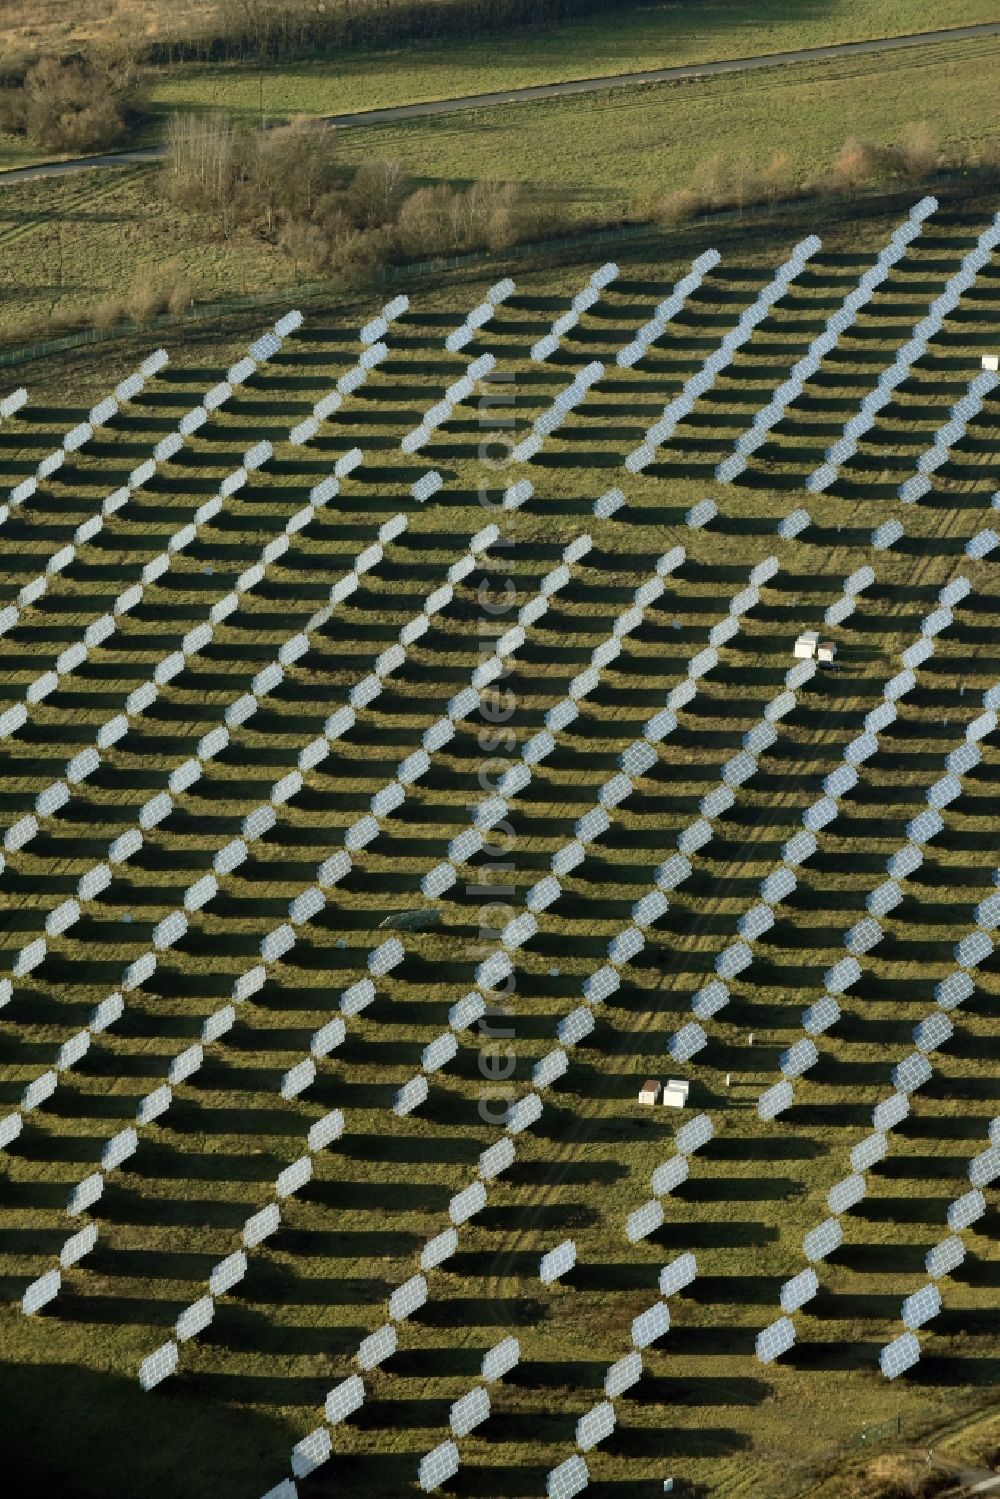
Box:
1;166;994;371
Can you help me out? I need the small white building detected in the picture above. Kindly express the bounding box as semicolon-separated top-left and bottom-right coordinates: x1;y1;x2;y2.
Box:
639;1078;661;1106
982;354;999;372
662;1079;690;1109
794;630;820;659
817;640;837;665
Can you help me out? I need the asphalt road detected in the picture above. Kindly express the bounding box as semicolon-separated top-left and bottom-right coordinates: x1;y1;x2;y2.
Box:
1;19;997;186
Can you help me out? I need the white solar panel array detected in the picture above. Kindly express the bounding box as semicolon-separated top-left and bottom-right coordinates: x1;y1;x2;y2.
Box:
616;249;720;369
66;548;591;1387
806;201;1000;494
3;349;169;525
0;318;400;745
759;845;999;1365
529;263;618;366
718;204;934;484
905;367;998;494
878;1114;998;1379
444;276;513;353
664;621;979;1092
0;316;523;1123
513;360;605;463
402;351;498;451
626;237;820;474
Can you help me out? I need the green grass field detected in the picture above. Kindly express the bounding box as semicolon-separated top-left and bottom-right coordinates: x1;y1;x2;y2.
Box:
325;36;1000;214
142;0;1000;135
0;197;998;1499
4;32;1000;348
1;0;999;173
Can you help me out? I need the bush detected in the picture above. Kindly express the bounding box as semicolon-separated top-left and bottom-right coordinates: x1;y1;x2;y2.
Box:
125;274;169;323
0;50;145;152
655;188;703;227
91;296;125;330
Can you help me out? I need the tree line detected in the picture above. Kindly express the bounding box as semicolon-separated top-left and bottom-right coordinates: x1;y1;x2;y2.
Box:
86;113;563;328
151;0;624;65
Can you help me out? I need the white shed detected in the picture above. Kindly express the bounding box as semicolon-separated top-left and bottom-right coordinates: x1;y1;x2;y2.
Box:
817;640;837;665
794;630;819;659
982;354;999;372
639;1079;661;1106
662;1079;690;1109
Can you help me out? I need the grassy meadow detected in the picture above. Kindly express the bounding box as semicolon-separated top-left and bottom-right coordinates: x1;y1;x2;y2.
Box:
2;0;1000;173
5;32;1000;348
0;201;997;1499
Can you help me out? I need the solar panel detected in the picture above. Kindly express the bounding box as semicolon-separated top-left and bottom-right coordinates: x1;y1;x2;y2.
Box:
450;1181;488;1224
394;1077;428;1116
508;1093;544;1134
766;690;798;725
547;1454;590;1499
430;989;476;1039
676;820;713;858
558;1007;595;1048
670;1023;707;1062
783;830;817;868
867;880;903;920
419;1441;460;1492
824;956;861;995
168;1044;203;1086
90;993;124;1033
632;1301;670;1349
781;1039;818;1078
716;941;753;979
576;1401;616;1452
626;1199;664;1243
553;842;586;877
779;1267;818;1314
135;1084;171;1125
421;1032;459;1074
243;1203;281;1247
827;1174;866;1214
898;1283;943;1334
758;1080;794;1120
850;1131;888;1175
481;1335;520;1383
692;979;729;1020
60;1222;98;1268
880;1332;920;1380
139;1341;179;1390
176;1296;215;1343
873;1092;909;1131
645;708;677;745
358;1323;398;1371
913;1011;953;1054
738;903;775;942
722;750;757;788
583;966;619;1005
540;1240;577;1284
926;1235;966;1280
421;1228;459;1271
976;891;1000;930
479;1137;516;1182
935;970;974;1010
609;927;646;968
389;1274;428;1323
687;499;717;529
886;844;922;880
844;916;882;956
676;1115;713;1155
756;1317;795;1364
803;1217;843;1264
449;1385;490;1439
969;1146;1000;1189
908;809;943;845
599;771;633;808
651;1155;689;1197
956;930;993;968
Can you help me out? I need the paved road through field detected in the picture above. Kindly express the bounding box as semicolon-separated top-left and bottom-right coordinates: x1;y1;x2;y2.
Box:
1;20;999;186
